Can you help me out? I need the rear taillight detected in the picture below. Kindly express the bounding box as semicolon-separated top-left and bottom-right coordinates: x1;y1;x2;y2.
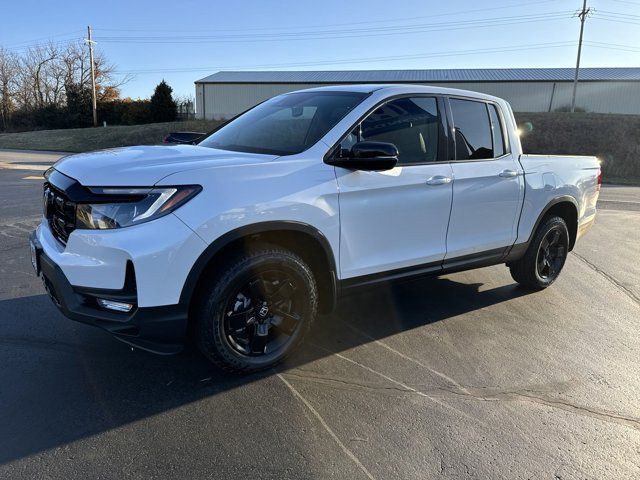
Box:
162;135;169;144
596;169;602;191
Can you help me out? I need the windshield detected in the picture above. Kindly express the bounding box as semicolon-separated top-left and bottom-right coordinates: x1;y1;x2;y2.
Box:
199;91;368;155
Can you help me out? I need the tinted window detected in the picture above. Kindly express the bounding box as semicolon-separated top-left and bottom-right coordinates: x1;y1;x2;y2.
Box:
450;99;493;160
357;97;441;164
339;125;360;155
488;104;506;157
199;91;367;155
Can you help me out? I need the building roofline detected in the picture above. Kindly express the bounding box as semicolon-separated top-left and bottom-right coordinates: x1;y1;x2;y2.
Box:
195;79;640;85
194;67;640;84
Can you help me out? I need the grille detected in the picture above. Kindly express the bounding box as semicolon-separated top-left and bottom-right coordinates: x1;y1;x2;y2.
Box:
43;184;76;244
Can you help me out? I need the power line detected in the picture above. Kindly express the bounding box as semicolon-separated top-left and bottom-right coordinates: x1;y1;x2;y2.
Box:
592;15;640;26
1;37;85;53
112;41;578;75
609;0;640;6
93;0;561;34
95;11;574;44
597;9;640;19
97;11;574;39
2;30;84;49
585;40;640;52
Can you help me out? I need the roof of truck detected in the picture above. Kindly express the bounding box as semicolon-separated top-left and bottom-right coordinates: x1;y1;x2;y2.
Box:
281;84;504;103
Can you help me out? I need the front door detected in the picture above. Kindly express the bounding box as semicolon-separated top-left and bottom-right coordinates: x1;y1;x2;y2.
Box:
332;96;454;280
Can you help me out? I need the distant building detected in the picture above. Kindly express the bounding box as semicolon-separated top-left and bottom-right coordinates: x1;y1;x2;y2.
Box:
195;67;640;119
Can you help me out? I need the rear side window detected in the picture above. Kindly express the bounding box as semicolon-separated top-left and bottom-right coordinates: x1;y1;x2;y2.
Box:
359;97;441;165
450;99;493;160
488;104;506;157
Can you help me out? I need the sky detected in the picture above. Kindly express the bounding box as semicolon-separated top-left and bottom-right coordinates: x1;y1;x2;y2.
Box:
1;0;639;99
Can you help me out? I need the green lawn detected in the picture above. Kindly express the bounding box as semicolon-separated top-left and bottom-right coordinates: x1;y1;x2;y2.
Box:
0;120;223;153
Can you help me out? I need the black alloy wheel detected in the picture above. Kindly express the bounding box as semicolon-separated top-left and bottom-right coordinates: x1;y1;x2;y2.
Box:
535;226;567;281
223;270;303;357
195;246;318;373
509;215;570;290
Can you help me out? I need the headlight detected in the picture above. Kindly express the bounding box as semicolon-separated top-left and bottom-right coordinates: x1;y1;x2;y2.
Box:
76;185;201;229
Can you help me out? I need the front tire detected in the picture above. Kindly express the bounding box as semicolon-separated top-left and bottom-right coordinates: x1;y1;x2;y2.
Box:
509;215;570;290
195;246;318;373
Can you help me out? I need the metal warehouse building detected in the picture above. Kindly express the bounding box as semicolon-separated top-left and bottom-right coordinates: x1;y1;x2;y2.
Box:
195;67;640;119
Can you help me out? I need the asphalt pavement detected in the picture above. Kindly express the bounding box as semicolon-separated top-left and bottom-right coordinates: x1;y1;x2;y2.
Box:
0;149;638;479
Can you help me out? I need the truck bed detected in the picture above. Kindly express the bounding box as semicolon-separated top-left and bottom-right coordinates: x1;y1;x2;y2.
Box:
516;154;601;245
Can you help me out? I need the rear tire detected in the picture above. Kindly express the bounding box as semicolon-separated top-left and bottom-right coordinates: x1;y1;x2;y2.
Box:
509;215;569;290
195;245;318;374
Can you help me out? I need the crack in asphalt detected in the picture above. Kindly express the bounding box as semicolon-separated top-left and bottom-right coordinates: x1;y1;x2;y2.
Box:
436;386;640;431
308;343;489;425
572;252;640;306
285;369;640;432
0;217;41;250
342;322;473;395
0;243;26;253
276;373;377;480
0;215;41;226
282;370;415;395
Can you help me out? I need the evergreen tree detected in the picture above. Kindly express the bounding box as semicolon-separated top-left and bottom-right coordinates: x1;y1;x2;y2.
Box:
150;80;177;122
65;83;93;127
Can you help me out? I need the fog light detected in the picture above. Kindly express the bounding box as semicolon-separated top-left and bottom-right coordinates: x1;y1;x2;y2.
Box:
97;298;133;312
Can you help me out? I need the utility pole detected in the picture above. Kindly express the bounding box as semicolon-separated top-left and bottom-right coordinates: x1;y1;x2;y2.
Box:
571;0;591;113
86;26;98;126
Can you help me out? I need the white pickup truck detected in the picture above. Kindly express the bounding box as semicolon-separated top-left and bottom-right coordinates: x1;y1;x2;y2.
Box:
30;85;600;372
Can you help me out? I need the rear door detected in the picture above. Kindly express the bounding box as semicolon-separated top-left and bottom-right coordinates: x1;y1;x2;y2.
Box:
333;96;454;280
444;97;524;260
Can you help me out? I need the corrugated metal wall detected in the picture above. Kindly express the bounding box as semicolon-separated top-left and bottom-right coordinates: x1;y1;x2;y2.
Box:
197;83;326;119
196;81;640;119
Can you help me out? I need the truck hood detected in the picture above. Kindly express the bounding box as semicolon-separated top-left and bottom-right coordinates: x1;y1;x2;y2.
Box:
53;145;279;186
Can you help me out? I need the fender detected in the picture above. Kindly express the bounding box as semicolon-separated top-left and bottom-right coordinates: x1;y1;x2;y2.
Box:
179;220;338;308
505;195;579;262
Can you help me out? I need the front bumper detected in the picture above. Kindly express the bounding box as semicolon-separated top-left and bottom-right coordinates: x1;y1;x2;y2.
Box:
30;230;192;355
35;211;208;307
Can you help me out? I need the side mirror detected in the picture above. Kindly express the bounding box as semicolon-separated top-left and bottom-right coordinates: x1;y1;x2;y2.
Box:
327;141;398;171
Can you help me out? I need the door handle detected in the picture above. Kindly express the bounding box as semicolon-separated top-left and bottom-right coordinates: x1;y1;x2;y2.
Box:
499;169;520;178
426;175;452;186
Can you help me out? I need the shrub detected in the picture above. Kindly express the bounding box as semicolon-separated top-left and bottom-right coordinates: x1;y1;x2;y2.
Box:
553;105;588;113
516;112;640;181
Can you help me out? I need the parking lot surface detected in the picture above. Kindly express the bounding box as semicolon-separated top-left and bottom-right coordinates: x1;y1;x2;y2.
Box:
0;150;638;479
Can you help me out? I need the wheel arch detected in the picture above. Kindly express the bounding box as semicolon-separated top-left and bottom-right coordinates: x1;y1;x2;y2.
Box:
506;195;579;265
529;196;579;251
180;221;338;316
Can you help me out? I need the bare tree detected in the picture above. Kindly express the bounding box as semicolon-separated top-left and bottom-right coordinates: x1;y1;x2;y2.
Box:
0;47;19;130
0;40;130;129
7;41;126;108
62;42;130;99
19;43;59;108
174;93;195;119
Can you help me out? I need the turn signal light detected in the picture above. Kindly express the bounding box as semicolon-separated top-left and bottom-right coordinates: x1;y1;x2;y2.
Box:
97;298;133;313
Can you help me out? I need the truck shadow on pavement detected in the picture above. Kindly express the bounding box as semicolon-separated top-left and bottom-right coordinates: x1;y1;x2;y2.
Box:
0;276;532;464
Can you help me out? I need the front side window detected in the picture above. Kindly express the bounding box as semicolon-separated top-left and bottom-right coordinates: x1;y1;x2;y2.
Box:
450;98;494;160
346;97;441;165
199;91;367;155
